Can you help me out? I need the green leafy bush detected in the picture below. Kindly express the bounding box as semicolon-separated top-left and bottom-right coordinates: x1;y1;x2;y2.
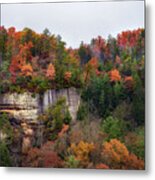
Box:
101;116;126;140
0;80;11;94
40;97;72;140
77;102;88;121
28;76;49;93
125;127;144;159
65;155;80;168
64;110;72;124
0;113;13;143
0;142;12;166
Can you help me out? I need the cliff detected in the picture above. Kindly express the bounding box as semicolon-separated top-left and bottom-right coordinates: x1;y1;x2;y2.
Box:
0;87;80;122
0;87;80;157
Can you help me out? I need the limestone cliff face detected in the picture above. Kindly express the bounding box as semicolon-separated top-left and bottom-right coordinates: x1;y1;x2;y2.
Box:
0;92;39;121
0;87;80;122
0;88;80;161
43;88;80;121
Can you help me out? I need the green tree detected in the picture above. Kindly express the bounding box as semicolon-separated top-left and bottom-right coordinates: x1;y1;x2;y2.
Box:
101;116;127;140
0;142;12;166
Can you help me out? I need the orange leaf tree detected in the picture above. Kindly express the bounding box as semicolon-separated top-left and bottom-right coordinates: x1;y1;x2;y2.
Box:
109;69;121;82
21;64;33;77
46;63;55;80
64;71;72;81
84;57;99;82
102;139;129;168
9;41;33;82
102;139;144;169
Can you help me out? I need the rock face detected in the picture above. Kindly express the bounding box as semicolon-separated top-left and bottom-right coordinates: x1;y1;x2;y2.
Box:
43;88;80;121
0;88;80;166
0;92;40;121
0;87;80;122
0;87;80;162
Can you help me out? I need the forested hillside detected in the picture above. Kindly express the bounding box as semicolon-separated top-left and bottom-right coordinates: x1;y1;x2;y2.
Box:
0;26;145;169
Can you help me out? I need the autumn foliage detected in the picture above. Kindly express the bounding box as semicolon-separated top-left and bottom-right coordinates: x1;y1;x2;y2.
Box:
46;63;55;80
24;142;63;167
124;76;134;89
96;163;109;169
9;41;33;82
124;153;144;170
69;141;94;167
102;139;144;169
102;139;129;167
117;29;144;49
88;57;99;69
109;69;121;82
21;64;33;77
58;124;69;137
64;71;72;81
0;26;145;169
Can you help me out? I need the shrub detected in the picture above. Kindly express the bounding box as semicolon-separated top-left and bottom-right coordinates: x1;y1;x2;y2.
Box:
108;69;121;82
42;151;63;168
124;153;144;170
65;155;80;168
54;132;69;157
0;113;13;143
41;97;72;140
96;163;109;169
125;127;144;159
0;61;11;79
0;83;5;94
69;120;101;144
64;71;72;81
0;80;11;94
28;76;49;93
64;110;72;124
112;101;132;121
101;116;126;140
0;142;12;166
24;142;63;167
69;141;94;167
51;104;64;130
124;76;134;89
102;139;129;169
77;102;88;121
102;139;144;169
23;147;40;167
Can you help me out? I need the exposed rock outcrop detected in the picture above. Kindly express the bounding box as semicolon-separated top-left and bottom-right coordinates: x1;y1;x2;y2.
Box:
43;88;80;121
0;92;39;121
0;88;80;166
0;87;80;122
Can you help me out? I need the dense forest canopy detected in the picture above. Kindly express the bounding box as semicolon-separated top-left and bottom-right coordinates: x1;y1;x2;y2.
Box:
0;26;145;169
0;26;144;92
